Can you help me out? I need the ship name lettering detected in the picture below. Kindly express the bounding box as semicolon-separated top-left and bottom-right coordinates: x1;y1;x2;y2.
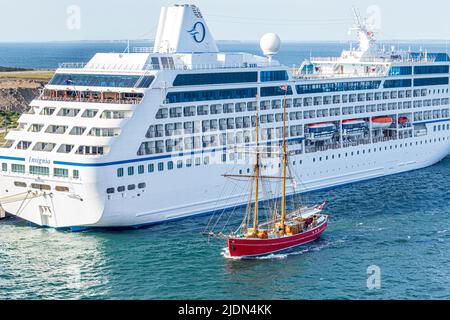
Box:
28;157;51;165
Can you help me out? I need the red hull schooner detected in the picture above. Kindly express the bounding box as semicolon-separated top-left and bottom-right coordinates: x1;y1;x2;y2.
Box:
207;89;330;259
227;218;328;258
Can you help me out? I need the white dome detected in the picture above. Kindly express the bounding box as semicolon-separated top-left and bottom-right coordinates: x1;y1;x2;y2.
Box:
260;33;281;56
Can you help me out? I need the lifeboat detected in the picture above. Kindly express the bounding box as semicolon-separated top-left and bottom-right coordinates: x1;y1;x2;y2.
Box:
398;116;409;125
342;119;367;137
372;116;393;129
307;123;336;141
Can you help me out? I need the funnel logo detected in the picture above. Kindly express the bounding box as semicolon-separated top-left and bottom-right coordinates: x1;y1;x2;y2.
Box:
188;22;206;43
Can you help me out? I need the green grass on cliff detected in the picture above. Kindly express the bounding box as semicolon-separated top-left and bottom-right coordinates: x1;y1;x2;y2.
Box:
0;70;54;81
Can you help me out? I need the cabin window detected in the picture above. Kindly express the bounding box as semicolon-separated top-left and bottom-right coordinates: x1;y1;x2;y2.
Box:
54;168;69;178
118;186;125;193
106;188;115;194
29;166;49;176
117;168;124;177
128;167;134;176
12;164;25;174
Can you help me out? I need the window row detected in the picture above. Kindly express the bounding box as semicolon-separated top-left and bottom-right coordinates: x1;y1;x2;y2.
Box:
38;107;130;119
13;181;70;193
1;163;79;179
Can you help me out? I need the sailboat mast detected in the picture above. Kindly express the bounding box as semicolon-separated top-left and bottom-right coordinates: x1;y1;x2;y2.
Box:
280;90;288;230
253;95;260;232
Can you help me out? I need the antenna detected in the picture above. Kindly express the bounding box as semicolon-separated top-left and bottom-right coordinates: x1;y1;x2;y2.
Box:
123;40;130;54
350;7;376;52
352;7;363;29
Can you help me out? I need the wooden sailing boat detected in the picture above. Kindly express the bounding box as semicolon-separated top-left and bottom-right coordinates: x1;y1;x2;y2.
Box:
220;87;329;258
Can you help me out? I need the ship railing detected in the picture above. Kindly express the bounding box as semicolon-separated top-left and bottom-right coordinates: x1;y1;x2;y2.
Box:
310;54;439;64
132;47;154;53
293;71;387;80
305;143;341;154
37;95;143;105
342;139;372;148
372;136;398;144
57;62;281;72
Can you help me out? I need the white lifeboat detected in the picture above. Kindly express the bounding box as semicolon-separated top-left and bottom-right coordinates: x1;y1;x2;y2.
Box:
307;123;336;141
342;119;367;137
372;117;393;129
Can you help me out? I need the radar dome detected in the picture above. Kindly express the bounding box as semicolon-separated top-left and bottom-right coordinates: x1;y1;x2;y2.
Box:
260;33;281;57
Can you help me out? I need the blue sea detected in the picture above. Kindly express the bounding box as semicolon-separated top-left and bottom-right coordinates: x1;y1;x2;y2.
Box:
1;41;450;300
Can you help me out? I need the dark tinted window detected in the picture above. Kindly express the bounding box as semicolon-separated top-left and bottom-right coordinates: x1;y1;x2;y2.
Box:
166;88;257;104
414;77;449;87
383;79;412;88
50;74;154;88
261;86;293;97
296;81;381;94
260;71;289;82
173;72;257;86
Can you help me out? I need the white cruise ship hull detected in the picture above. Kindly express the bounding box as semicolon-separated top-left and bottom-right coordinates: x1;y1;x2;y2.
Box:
2;129;450;229
2;4;450;229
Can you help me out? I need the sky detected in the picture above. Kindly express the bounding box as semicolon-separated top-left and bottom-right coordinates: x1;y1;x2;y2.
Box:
0;0;449;42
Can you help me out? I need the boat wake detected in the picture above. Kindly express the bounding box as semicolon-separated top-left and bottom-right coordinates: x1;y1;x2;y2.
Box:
221;239;345;260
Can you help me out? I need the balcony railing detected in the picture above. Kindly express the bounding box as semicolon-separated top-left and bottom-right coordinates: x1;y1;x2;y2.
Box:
37;90;143;105
57;61;281;72
38;95;143;105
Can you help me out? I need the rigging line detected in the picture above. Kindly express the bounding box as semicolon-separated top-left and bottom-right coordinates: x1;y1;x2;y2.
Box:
209;20;352;27
204;169;232;233
210;182;239;233
263;177;277;224
205;13;353;23
204;159;243;233
223;178;253;234
212;175;241;224
212;172;253;234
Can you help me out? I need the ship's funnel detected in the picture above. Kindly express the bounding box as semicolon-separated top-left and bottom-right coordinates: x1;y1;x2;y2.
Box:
153;4;219;54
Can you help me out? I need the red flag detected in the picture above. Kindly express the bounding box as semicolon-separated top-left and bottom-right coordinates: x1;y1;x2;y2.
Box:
280;85;289;91
316;201;328;211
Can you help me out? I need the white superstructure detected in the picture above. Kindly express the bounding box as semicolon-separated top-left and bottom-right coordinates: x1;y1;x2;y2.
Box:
1;4;450;229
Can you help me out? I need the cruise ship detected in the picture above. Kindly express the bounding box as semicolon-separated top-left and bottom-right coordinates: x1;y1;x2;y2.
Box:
1;4;450;229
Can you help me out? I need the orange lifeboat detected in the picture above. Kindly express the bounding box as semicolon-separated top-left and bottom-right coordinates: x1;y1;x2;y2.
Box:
372;116;393;129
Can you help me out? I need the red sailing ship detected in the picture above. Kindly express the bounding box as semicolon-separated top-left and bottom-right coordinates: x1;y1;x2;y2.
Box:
208;89;329;259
